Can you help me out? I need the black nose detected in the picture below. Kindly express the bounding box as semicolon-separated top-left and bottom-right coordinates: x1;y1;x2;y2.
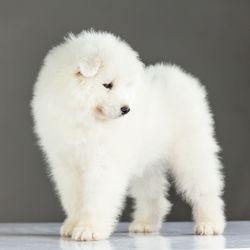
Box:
120;105;130;115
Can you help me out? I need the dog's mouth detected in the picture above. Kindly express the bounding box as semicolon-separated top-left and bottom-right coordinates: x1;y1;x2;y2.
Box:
95;106;123;120
96;106;104;115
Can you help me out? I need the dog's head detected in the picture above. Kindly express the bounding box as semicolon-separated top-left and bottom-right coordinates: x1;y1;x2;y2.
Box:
44;30;144;120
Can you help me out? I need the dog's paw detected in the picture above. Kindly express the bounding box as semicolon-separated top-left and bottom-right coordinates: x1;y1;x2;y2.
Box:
129;221;159;233
71;224;110;241
60;217;78;237
194;222;225;235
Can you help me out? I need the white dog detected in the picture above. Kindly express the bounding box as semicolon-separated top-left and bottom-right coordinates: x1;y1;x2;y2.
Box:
31;30;225;241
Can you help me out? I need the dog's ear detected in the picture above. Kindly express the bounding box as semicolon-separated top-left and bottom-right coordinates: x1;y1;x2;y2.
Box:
79;57;101;78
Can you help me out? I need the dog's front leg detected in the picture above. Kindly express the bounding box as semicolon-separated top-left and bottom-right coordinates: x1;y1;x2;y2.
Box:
71;163;129;241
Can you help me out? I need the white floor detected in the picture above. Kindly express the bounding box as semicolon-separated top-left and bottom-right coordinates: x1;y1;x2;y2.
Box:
0;222;250;250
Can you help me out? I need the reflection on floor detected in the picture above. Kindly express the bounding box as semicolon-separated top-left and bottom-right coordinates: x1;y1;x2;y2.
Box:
0;222;249;249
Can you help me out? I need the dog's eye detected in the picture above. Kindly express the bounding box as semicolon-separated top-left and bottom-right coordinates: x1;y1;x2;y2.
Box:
103;83;113;89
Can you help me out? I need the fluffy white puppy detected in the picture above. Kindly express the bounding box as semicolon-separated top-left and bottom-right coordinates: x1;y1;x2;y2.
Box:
31;30;225;241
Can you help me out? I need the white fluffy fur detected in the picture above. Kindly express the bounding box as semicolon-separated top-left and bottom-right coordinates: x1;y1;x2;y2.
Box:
31;30;225;241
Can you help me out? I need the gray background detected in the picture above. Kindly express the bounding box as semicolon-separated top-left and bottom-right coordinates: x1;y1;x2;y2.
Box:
0;0;249;222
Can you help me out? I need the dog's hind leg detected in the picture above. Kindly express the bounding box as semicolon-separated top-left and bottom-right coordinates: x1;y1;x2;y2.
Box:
129;166;171;233
169;135;226;235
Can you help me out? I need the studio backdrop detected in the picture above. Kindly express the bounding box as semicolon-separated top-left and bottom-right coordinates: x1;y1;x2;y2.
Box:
0;0;249;222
